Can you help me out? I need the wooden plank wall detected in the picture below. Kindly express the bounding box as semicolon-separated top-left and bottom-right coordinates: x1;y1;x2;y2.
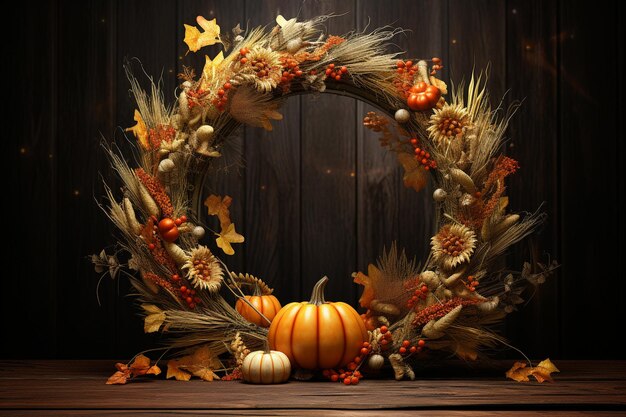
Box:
3;0;624;360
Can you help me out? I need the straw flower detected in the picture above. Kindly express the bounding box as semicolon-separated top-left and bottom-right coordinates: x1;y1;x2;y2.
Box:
427;103;470;147
237;46;282;93
431;223;477;270
183;246;224;292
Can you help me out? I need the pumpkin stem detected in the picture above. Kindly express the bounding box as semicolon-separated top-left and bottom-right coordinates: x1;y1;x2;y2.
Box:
252;282;262;297
309;276;329;305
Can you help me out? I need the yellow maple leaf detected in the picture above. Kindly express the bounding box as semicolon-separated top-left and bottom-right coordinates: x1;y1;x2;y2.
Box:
125;109;149;149
216;222;244;256
198;51;225;90
167;345;222;382
184;16;221;53
397;152;428;192
142;304;166;334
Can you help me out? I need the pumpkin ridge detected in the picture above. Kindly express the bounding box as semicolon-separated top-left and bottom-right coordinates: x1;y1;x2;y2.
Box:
289;303;305;368
334;303;347;369
259;352;264;384
269;353;275;383
277;352;288;381
316;304;320;369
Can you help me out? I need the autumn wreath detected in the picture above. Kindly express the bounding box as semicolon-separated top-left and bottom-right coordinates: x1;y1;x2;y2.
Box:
95;14;558;385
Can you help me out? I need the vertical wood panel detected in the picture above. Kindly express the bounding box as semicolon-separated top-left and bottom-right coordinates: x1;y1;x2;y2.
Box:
448;0;506;101
3;0;59;358
505;0;560;358
243;1;302;302
180;0;247;283
55;0;117;358
300;1;358;302
115;0;178;357
355;0;445;281
559;0;624;358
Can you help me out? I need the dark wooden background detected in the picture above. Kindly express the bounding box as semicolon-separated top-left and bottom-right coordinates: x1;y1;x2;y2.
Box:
4;0;624;360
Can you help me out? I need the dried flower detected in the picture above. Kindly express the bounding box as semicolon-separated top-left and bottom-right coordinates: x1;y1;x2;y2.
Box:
237;46;282;93
431;223;477;270
427;103;470;147
183;246;224;292
135;168;174;218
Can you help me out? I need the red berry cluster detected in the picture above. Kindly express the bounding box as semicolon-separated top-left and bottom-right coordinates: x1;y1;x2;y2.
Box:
179;285;201;309
325;63;348;81
187;88;209;109
407;283;429;308
322;341;371;385
465;275;479;292
409;138;437;170
379;325;393;350
211;82;232;112
398;339;426;356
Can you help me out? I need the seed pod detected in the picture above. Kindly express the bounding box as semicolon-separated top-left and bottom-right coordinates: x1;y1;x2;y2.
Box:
422;305;462;339
137;181;160;217
123;197;142;235
162;241;188;266
449;168;477;194
433;188;447;202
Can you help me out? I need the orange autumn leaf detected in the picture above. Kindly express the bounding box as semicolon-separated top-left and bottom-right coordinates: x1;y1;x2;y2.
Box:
204;194;233;228
167;345;222;382
125;109;149;149
397;152;428;192
353;264;382;309
106;354;160;385
215;222;244;256
506;359;559;383
184;16;221;53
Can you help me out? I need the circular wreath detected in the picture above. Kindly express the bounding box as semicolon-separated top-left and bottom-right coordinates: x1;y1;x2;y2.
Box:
96;14;557;384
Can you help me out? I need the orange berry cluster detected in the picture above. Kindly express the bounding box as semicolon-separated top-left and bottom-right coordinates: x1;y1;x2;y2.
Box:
211;82;232;112
325;63;348;81
412;297;480;327
238;47;250;64
147;124;175;150
398;339;426;355
394;60;417;97
409;138;437;170
465;275;479;292
407;283;429;308
379;325;393;350
136;168;174;217
322;341;371;385
179;284;201;309
279;56;304;85
429;57;444;76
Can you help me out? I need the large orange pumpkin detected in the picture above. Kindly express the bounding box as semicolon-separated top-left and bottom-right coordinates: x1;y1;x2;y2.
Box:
268;276;368;369
236;285;281;328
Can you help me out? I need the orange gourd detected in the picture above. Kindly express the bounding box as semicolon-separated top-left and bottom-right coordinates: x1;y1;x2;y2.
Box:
407;82;441;111
236;284;282;328
268;276;368;370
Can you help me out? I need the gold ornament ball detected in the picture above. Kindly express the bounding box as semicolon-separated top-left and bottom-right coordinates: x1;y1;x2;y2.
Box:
433;188;448;202
394;109;411;124
367;354;385;371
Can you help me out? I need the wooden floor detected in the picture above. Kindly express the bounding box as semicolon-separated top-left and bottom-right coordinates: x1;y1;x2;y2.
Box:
0;360;624;416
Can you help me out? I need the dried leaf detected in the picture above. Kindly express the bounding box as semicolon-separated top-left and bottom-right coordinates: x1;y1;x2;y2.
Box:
397;153;428;192
142;304;166;333
204;194;232;228
184;16;221;53
106;355;161;385
125;110;149;149
216;223;244;256
353;264;382;309
199;51;226;90
506;359;559;383
167;345;222;382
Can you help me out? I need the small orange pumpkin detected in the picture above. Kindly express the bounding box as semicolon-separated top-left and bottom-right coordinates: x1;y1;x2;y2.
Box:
236;284;282;328
407;82;441;111
268;276;368;370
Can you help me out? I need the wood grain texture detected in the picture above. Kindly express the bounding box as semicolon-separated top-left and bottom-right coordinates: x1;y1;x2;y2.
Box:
558;0;625;359
299;1;359;304
243;1;303;301
0;360;624;413
505;0;560;358
355;0;445;277
4;1;58;358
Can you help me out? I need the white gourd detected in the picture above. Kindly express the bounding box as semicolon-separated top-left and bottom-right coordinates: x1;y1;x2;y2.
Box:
242;350;291;384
